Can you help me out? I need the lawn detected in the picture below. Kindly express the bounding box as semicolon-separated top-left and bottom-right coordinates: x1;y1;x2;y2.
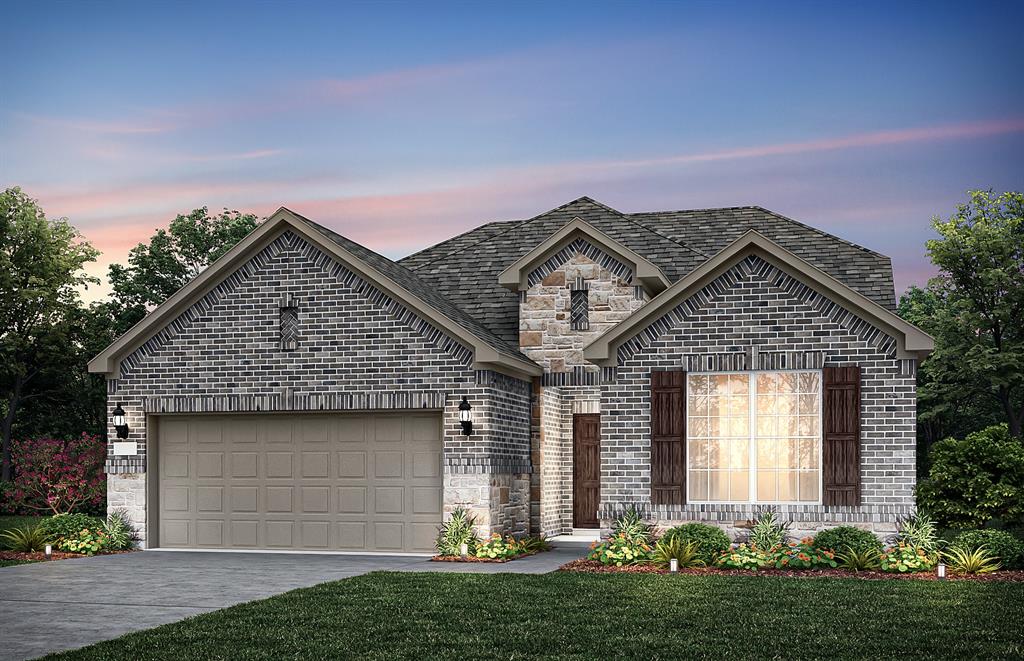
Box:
46;571;1024;660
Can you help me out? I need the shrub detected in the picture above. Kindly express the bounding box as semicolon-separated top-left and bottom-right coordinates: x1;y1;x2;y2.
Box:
661;523;731;564
57;527;111;555
768;539;838;570
748;509;789;550
518;536;552;554
813;526;884;555
39;513;103;545
588;534;653;566
103;509;140;551
942;546;1001;574
879;543;937;573
715;544;769;570
836;548;881;572
435;507;479;556
650;538;705;569
951;529;1024;569
917;425;1024;529
893;513;942;552
9;434;106;515
610;505;652;544
0;522;50;552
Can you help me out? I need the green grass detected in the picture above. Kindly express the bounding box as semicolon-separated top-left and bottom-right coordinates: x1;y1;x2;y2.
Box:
0;558;35;567
45;572;1024;660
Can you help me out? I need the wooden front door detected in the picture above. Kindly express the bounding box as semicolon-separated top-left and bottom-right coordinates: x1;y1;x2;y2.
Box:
573;413;601;528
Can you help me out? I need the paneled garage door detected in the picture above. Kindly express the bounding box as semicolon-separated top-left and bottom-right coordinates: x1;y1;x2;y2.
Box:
155;412;442;552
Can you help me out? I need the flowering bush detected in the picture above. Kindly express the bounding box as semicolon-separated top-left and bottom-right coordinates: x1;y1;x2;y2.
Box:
715;544;770;570
879;543;938;573
57;527;111;555
768;539;838;570
9;434;106;514
475;533;524;559
588;534;653;566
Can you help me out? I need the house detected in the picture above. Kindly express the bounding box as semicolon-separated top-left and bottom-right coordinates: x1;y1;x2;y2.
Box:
88;197;932;552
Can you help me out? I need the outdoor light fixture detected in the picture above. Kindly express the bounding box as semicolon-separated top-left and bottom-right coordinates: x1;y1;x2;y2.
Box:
937;562;946;580
111;403;129;439
44;544;52;560
458;396;473;436
460;542;469;557
669;558;679;573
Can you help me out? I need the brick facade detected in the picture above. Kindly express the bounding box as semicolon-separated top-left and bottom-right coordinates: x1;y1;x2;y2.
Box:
105;230;532;546
599;255;917;537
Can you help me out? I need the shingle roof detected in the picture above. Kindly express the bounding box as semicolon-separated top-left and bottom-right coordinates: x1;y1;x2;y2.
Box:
291;213;533;363
399;197;897;346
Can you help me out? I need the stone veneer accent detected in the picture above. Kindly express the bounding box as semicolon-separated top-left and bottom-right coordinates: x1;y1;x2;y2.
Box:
598;254;917;537
104;230;532;547
519;246;646;374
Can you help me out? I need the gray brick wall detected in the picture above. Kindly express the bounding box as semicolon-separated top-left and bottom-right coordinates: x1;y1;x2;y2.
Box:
599;255;916;536
106;230;532;544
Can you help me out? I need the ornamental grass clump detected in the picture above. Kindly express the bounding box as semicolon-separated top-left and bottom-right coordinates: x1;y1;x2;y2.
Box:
103;509;140;551
0;522;50;552
748;509;789;550
435;507;480;556
942;546;1001;574
892;513;942;553
650;538;705;570
836;548;881;572
951;529;1024;569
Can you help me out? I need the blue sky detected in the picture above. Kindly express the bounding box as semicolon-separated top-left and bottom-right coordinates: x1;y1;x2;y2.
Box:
2;0;1022;300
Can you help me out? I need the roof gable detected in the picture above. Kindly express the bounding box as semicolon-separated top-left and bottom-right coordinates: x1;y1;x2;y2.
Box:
496;217;670;294
583;230;932;364
89;208;541;379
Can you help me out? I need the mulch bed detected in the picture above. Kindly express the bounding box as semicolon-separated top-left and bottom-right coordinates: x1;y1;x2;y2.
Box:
559;559;1024;581
0;549;135;563
431;551;540;563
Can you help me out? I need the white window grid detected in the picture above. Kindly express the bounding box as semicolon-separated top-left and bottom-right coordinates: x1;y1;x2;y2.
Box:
685;370;823;505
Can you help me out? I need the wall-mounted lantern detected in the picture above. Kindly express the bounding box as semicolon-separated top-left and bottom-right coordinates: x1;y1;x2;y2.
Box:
112;403;129;439
458;396;473;436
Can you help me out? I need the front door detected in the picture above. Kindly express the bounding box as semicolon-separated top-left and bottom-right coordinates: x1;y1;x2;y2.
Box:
573;413;601;528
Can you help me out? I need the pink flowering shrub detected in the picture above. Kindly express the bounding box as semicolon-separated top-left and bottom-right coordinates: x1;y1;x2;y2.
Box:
8;434;106;515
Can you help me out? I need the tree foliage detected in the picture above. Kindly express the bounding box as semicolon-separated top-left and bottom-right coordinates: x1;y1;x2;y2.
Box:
107;207;259;334
9;433;106;515
912;190;1024;438
0;187;99;481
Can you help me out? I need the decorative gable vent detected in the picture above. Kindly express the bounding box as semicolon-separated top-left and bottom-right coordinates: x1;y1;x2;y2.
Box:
570;279;589;331
280;296;299;351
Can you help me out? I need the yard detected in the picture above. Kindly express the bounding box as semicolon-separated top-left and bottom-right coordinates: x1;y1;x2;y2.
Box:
45;570;1024;660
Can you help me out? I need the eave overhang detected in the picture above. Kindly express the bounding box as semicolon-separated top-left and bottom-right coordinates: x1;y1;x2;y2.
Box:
497;217;670;295
583;230;933;366
89;208;542;381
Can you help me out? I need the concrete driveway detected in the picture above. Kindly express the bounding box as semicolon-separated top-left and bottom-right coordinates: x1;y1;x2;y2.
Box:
0;551;426;661
0;542;588;660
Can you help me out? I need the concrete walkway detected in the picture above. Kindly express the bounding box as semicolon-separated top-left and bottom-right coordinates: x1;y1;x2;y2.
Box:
0;541;589;660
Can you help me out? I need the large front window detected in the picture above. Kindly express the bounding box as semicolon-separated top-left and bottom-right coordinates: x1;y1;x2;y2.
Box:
687;371;821;504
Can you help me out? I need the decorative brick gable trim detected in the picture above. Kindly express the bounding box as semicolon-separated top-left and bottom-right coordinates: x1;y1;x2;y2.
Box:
526;238;633;287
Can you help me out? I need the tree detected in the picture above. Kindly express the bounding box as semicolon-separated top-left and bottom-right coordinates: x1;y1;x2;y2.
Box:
920;190;1024;438
107;207;259;334
0;187;99;481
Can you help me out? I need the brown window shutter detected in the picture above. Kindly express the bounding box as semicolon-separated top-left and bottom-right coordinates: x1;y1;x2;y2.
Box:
822;366;861;506
650;370;686;505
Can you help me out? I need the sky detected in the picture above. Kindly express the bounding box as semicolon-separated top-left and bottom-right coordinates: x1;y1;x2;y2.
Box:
2;0;1022;302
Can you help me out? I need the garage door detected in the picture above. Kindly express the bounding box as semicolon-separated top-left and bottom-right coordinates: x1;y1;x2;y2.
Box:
155;412;442;552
